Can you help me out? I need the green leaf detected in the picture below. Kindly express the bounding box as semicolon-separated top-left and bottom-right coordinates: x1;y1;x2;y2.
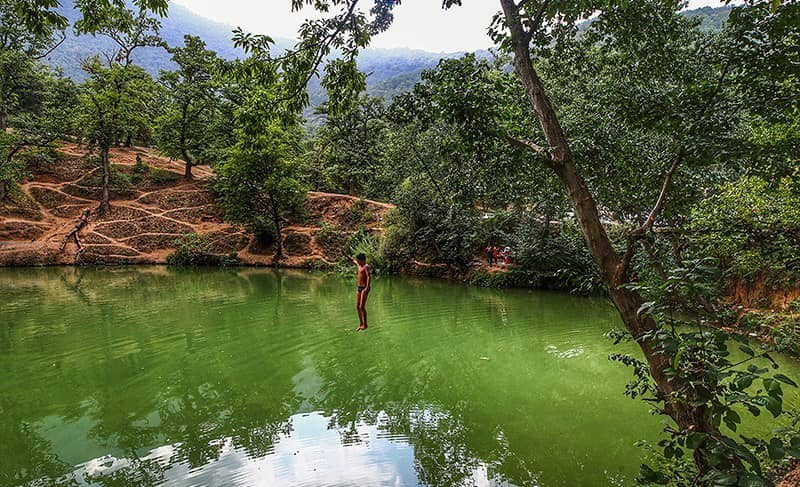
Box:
746;404;761;417
764;396;782;418
774;373;797;387
767;438;785;460
763;378;783;397
735;375;755;390
687;432;706;449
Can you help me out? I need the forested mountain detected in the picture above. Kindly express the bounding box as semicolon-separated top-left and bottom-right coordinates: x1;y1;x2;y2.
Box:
42;1;731;105
41;0;453;107
685;5;734;30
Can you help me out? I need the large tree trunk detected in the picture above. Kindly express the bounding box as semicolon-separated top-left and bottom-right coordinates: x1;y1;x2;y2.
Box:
182;148;193;179
180;108;193;180
498;0;714;471
99;147;111;213
0;96;7;132
269;193;283;265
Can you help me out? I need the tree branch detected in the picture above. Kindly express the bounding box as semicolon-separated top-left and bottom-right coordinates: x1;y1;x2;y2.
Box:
505;134;550;158
32;31;66;60
618;150;683;278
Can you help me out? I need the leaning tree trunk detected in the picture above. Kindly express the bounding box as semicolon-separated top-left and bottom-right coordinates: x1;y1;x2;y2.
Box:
98;147;111;214
498;0;714;472
0;96;7;132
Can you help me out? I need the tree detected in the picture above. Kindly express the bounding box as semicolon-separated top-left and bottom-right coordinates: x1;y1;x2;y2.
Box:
0;1;65;132
215;122;305;261
155;35;221;179
215;34;307;262
72;3;163;213
310;95;388;196
271;0;800;481
0;66;76;201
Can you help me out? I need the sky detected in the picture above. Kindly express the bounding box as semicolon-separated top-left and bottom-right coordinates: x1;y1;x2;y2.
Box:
172;0;733;52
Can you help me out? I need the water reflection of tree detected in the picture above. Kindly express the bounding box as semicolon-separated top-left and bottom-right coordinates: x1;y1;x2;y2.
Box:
1;268;631;487
0;397;76;487
306;322;536;487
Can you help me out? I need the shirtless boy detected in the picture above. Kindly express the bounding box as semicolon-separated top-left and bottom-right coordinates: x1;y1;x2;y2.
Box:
352;253;371;331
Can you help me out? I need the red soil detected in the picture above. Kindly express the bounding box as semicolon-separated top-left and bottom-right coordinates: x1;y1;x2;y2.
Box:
0;143;392;267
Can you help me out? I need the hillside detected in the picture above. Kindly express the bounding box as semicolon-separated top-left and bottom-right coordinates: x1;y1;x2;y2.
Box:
0;144;391;267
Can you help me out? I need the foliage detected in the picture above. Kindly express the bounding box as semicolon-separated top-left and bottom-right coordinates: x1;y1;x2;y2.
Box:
166;233;239;266
617;258;799;486
70;2;164;210
316;222;347;254
689;175;800;282
341;198;375;229
506;215;606;294
155;35;223;178
347;229;385;274
166;233;213;266
308;95;388;196
214;121;306;259
382;180;481;268
740;310;800;356
0;68;76;199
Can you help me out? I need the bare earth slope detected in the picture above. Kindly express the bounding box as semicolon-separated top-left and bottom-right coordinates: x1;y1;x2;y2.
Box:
0;144;392;267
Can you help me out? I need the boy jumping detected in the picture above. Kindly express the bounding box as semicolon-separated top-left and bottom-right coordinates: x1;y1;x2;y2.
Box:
352;253;371;331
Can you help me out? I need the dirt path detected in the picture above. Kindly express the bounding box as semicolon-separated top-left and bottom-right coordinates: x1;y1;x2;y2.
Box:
0;144;393;267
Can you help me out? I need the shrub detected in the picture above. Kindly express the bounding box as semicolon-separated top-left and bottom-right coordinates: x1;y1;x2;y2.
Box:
347;229;386;273
316;222;347;256
251;218;276;246
166;233;237;266
342;198;375;228
382;180;481;268
508;215;605;294
689;175;800;282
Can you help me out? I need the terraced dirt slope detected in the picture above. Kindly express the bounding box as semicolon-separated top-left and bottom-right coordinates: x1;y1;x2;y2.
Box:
0;144;392;266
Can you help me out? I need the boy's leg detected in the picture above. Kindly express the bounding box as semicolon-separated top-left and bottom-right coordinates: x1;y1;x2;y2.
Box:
356;291;364;326
360;289;370;327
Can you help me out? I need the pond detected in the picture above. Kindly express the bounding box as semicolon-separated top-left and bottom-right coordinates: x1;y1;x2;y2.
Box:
1;267;797;487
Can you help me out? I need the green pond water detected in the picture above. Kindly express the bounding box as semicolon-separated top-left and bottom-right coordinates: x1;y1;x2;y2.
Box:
1;267;798;487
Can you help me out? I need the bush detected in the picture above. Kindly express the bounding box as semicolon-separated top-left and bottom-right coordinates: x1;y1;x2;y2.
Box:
689;175;800;282
347;229;386;273
382;180;481;268
251;217;276;246
342;198;375;228
316;222;348;256
166;233;239;266
507;214;605;294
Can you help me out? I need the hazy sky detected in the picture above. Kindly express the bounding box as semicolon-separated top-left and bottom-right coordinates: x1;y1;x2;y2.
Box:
172;0;732;52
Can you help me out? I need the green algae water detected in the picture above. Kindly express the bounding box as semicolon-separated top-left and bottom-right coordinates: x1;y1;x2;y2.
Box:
1;267;798;487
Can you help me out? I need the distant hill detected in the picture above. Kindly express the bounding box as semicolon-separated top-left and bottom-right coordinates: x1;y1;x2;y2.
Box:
684;5;733;31
41;2;732;106
42;0;456;107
